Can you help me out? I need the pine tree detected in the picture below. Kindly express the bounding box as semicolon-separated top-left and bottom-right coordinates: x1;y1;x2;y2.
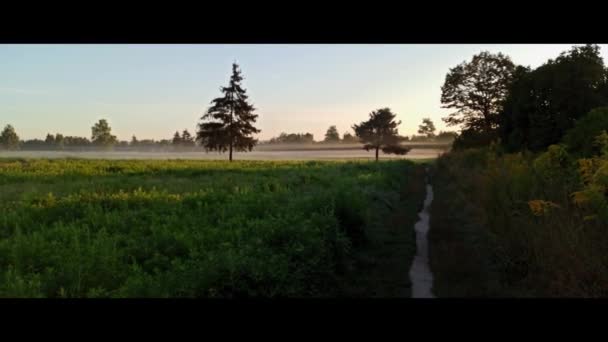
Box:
352;108;410;161
196;63;260;161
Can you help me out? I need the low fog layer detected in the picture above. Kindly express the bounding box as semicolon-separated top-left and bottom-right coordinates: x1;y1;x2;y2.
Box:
0;148;444;160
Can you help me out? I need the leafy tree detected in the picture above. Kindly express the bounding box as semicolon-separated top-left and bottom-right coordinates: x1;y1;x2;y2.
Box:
352;108;410;161
0;124;20;150
501;44;608;151
197;63;260;161
131;135;139;146
417;118;436;138
324;125;340;143
441;51;516;133
181;129;195;147
91;119;117;148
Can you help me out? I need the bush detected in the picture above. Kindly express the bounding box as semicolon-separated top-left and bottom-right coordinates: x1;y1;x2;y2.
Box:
563;107;608;157
431;146;608;297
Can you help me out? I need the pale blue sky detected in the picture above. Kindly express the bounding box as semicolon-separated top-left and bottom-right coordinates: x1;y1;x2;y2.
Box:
1;44;607;141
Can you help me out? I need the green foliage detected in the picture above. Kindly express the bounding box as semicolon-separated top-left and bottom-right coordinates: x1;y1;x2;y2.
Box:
0;158;416;297
563;107;608;157
431;146;608;297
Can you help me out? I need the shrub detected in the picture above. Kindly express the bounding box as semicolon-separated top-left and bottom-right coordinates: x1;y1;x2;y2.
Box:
563;107;608;157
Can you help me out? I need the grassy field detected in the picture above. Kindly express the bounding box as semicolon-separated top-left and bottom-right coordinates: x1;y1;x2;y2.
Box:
0;158;426;297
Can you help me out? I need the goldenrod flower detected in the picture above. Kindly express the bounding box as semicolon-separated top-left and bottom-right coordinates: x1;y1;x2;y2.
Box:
528;200;560;216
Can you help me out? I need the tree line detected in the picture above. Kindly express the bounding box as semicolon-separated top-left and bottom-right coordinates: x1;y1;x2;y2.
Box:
440;44;608;155
263;122;456;145
0;121;201;152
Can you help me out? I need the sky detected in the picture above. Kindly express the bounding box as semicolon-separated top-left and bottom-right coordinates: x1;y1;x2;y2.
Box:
1;44;607;141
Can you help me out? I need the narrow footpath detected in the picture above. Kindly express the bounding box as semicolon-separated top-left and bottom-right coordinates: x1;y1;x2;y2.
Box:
408;169;435;298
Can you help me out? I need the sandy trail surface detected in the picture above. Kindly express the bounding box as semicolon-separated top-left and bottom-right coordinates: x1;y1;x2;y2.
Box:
409;180;435;298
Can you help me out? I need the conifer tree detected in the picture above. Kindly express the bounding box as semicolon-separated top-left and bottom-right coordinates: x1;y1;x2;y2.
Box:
196;63;260;161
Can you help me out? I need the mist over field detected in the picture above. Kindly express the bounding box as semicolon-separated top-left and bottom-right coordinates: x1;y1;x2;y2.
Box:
0;144;447;161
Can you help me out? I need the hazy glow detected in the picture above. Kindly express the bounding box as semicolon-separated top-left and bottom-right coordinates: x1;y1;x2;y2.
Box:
1;44;607;141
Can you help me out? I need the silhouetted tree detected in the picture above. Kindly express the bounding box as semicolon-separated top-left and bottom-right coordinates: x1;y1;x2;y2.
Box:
441;51;516;133
196;63;260;161
181;129;195;147
500;44;608;151
352;108;410;161
324;125;340;143
0;124;20;150
131;135;139;146
418;118;436;138
91;119;117;148
172;131;182;146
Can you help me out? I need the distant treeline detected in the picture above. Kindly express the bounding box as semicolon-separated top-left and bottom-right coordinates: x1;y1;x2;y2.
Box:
0;123;202;152
1;120;457;151
261;125;457;145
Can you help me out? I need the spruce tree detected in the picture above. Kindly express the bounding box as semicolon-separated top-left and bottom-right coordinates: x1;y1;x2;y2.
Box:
196;63;260;161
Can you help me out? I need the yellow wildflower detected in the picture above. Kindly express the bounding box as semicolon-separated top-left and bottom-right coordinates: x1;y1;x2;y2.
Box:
528;200;560;216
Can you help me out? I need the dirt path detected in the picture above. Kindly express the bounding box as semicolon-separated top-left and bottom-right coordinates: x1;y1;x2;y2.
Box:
408;176;435;298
